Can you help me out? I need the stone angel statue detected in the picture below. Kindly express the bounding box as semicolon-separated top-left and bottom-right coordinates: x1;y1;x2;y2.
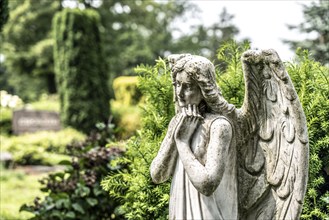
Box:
150;50;309;220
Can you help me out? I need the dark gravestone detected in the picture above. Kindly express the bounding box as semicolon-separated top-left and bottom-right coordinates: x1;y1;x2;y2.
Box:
12;109;61;134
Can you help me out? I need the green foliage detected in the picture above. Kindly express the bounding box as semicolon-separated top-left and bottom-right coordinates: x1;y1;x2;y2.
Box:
111;76;142;139
21;125;124;220
0;166;46;220
113;76;142;106
216;40;250;107
286;49;329;219
0;106;12;135
94;0;193;77
28;94;60;112
2;0;61;99
1;128;85;165
102;58;174;220
111;100;141;140
0;0;9;32
53;8;110;134
284;0;329;65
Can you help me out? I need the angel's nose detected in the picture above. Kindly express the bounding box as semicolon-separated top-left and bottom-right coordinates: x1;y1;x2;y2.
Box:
177;88;184;98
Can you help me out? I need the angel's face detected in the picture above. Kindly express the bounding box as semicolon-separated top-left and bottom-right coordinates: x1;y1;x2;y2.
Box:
175;71;202;108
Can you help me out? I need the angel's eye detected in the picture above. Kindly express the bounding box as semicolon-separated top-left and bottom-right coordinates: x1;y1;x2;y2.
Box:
185;84;192;89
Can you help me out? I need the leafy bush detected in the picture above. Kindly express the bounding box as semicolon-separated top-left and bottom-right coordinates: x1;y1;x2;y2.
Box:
286;49;329;219
111;76;142;139
21;123;124;220
1;128;85;165
102;59;174;220
216;41;250;107
102;41;329;219
113;76;142;106
53;9;110;133
111;100;141;139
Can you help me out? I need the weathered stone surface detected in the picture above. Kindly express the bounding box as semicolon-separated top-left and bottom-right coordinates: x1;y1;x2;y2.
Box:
150;51;309;220
12;109;61;134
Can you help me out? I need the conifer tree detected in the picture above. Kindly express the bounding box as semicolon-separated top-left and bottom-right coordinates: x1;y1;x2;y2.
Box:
53;8;110;133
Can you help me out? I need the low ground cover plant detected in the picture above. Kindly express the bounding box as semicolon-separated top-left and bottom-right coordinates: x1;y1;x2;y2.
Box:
21;123;125;220
0;166;45;220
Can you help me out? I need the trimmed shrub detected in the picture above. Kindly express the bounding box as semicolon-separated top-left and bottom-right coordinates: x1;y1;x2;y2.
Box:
53;9;110;133
111;100;141;139
111;76;142;139
113;76;142;106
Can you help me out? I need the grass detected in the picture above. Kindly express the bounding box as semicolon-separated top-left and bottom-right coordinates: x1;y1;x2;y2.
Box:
0;166;46;220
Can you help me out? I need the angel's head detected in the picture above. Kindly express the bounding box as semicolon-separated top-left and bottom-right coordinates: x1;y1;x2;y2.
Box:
169;54;233;115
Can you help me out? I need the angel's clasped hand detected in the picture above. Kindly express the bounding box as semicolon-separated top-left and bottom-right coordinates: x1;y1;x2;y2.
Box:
174;104;204;144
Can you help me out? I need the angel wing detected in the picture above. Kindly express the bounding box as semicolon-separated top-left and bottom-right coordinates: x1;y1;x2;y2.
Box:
235;49;309;220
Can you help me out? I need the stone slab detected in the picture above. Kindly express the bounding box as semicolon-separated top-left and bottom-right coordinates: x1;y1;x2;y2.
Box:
12;109;61;134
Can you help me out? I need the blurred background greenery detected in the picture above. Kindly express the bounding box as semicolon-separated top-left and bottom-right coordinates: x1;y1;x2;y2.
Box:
0;0;328;219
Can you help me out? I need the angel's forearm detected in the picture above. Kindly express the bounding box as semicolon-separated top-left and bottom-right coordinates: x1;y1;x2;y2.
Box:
150;137;177;183
176;141;223;196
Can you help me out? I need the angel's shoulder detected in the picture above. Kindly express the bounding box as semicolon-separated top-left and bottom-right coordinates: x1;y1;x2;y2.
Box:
206;115;233;137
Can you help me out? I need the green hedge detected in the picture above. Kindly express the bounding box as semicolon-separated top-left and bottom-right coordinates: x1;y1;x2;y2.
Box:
53;9;110;133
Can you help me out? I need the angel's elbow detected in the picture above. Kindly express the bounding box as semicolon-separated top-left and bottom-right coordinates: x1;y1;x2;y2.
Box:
150;163;168;184
201;188;214;196
195;179;217;196
150;171;164;184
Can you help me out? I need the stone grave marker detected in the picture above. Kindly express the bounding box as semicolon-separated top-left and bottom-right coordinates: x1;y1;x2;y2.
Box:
12;109;61;134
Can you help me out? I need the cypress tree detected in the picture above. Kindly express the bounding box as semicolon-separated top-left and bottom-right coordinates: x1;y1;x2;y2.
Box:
53;9;110;133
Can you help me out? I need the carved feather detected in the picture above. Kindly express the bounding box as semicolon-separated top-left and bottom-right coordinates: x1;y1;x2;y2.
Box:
236;49;309;220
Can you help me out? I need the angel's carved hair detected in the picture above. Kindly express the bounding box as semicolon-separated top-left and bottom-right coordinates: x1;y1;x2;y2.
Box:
168;54;234;114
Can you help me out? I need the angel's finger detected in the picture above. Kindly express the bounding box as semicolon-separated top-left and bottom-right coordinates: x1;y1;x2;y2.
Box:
197;114;204;122
192;105;198;117
182;107;187;117
187;104;193;116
